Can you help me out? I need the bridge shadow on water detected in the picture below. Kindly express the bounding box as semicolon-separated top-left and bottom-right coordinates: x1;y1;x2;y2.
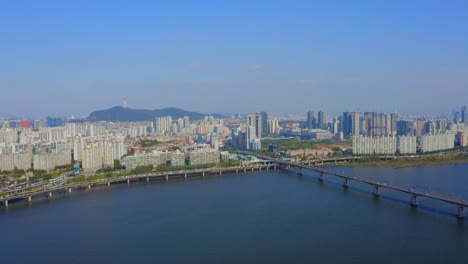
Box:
295;171;467;222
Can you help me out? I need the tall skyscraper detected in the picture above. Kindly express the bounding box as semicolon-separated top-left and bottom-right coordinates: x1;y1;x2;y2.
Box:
352;112;360;136
307;111;318;129
454;112;460;123
247;113;263;139
462;106;467;124
318;111;327;130
260;112;268;137
342;112;360;137
341;112;353;137
390;113;398;135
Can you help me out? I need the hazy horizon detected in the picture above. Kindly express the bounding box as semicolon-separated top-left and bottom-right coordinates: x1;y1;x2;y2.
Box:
1;1;467;118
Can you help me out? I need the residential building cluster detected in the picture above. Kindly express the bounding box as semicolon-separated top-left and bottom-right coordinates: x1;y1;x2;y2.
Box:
122;150;185;170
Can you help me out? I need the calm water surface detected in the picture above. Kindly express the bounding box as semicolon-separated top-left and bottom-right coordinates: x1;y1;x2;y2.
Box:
1;163;468;264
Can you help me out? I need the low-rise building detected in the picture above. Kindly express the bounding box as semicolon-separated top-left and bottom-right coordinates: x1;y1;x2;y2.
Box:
189;149;220;165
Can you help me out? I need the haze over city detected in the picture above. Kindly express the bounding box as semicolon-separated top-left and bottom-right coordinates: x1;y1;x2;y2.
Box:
1;0;467;118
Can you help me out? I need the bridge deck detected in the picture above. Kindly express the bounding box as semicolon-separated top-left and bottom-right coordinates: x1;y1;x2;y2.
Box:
247;152;467;208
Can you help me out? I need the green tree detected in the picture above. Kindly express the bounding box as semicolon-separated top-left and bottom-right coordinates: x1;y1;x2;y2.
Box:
113;159;122;170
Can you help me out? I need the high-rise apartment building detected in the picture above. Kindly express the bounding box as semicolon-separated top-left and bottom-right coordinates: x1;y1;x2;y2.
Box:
247;113;263;139
260;112;268;137
155;116;173;135
268;119;280;135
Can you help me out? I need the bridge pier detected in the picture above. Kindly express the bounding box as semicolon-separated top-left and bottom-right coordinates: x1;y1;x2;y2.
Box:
299;168;303;176
411;195;418;207
184;173;187;179
165;175;169;181
236;169;238;174
27;196;32;202
259;167;262;172
373;186;380;197
343;178;349;189
88;184;91;189
319;172;324;182
202;171;205;177
251;167;254;172
274;165;276;171
68;187;72;193
3;200;8;207
457;206;465;220
107;181;111;187
244;168;246;173
147;177;150;182
219;170;222;175
48;191;53;198
266;166;269;171
127;179;131;184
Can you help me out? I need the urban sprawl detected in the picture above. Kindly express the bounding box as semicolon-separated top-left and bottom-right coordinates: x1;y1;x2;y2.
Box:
1;106;468;195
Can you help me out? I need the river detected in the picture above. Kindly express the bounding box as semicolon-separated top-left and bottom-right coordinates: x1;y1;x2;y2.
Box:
1;163;467;263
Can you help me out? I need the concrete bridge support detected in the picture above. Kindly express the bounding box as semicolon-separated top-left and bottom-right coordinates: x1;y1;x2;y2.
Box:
251;167;254;172
373;186;380;197
165;175;169;181
127;179;131;184
68;187;72;193
27;196;32;202
219;170;222;175
259;167;262;172
147;177;150;182
299;168;303;176
457;206;465;220
184;173;187;179
48;191;53;198
88;184;91;189
343;178;349;189
202;171;205;177
236;169;238;174
319;172;324;182
244;168;246;173
3;200;8;207
411;195;418;207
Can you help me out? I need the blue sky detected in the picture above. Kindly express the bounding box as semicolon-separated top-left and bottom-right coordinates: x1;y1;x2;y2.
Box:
1;0;467;118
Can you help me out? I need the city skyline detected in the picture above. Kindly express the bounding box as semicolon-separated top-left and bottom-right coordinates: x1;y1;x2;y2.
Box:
1;1;468;117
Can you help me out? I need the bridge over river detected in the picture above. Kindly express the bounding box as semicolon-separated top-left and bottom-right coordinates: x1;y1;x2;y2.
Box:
243;152;467;220
0;164;274;208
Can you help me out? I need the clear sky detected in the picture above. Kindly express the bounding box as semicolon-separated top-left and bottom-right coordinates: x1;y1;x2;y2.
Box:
1;0;467;118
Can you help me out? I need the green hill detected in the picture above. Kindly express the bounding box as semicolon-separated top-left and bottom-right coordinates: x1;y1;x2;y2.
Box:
85;106;225;122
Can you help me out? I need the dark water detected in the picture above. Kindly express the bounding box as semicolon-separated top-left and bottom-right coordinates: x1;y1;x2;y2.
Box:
1;164;468;264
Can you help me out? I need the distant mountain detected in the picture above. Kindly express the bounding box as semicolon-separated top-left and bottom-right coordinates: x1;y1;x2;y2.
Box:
85;106;225;122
